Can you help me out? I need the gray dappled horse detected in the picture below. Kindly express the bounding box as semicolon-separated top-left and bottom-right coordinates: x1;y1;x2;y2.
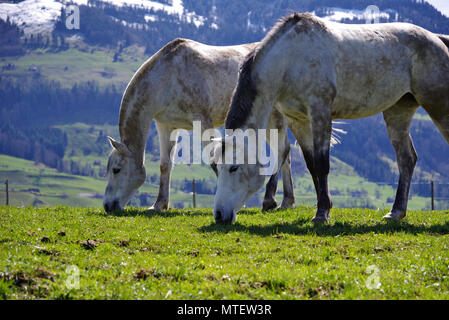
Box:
213;13;449;224
103;39;296;213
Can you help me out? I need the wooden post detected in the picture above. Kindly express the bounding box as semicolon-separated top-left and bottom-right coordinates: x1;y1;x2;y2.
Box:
192;179;196;209
431;181;434;211
5;179;9;206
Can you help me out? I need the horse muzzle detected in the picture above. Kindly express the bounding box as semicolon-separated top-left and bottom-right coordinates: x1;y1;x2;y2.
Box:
214;208;236;224
103;199;121;213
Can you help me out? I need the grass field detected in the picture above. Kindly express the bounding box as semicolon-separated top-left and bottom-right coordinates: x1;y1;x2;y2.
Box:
0;205;448;300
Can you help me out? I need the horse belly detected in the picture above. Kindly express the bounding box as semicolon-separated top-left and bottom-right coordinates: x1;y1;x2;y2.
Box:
331;97;396;119
332;70;411;119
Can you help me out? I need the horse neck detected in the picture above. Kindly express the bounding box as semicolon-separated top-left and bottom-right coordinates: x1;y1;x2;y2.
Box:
119;95;155;167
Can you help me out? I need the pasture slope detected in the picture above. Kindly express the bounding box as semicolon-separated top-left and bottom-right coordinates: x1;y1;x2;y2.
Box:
0;206;448;299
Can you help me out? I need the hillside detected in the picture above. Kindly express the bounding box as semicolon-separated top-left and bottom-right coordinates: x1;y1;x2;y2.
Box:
1;0;449;209
0;151;439;211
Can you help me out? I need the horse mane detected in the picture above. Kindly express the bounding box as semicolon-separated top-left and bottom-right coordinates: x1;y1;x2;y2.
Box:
119;38;188;143
225;13;325;129
255;13;325;63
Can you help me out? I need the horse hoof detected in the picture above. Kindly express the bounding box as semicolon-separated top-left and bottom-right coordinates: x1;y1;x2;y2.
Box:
262;200;278;212
149;203;168;211
383;211;406;220
280;198;295;209
311;215;329;223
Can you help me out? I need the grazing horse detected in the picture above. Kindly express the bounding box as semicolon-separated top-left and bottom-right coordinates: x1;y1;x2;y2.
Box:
103;38;296;213
213;13;449;224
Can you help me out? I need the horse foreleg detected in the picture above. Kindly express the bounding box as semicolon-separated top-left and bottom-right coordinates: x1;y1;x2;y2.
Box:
197;117;219;177
150;122;176;211
309;103;333;223
289;118;320;209
383;101;419;220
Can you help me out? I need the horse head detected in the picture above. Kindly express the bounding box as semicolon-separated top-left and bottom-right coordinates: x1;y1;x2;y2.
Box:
103;137;146;213
212;133;274;224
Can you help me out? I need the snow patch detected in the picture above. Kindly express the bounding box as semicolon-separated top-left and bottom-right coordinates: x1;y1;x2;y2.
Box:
0;0;210;36
92;0;206;27
0;0;63;35
314;7;396;23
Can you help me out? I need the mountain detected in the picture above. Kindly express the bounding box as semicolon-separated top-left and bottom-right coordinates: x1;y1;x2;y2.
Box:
1;0;449;208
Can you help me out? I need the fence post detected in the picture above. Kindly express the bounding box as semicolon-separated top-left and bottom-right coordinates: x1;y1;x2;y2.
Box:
5;179;9;206
431;181;434;211
192;179;196;209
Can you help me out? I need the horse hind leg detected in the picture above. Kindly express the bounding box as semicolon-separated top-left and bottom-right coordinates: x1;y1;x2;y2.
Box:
422;103;449;145
382;97;419;220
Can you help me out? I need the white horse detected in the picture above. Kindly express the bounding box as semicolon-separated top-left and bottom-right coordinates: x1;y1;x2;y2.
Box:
213;13;449;224
103;38;296;213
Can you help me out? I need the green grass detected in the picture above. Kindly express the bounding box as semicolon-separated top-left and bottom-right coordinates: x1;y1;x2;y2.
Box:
0;206;448;299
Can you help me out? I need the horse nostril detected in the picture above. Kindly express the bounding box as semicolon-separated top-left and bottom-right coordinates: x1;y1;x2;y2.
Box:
111;200;120;212
104;203;110;213
215;210;222;222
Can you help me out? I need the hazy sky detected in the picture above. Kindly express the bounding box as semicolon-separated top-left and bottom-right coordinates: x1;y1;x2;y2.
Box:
426;0;449;17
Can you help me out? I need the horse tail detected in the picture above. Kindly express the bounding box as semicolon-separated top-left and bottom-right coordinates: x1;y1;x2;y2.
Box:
437;34;449;48
330;121;346;147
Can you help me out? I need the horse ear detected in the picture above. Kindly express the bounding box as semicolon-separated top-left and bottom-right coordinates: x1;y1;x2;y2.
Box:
107;136;131;156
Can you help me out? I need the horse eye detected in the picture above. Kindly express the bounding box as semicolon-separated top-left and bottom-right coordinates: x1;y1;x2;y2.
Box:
112;168;121;175
229;165;239;173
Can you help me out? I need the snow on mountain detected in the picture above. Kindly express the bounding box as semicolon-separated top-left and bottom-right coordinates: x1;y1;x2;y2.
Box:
0;0;63;35
74;0;206;27
0;0;207;35
314;7;398;24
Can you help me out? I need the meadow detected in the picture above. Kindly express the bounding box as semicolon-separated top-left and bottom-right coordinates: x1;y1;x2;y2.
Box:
0;205;448;299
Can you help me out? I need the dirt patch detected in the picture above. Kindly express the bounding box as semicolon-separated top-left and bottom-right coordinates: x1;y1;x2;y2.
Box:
80;239;99;250
40;236;51;243
139;246;161;253
33;245;59;256
118;240;130;247
188;250;199;257
134;268;162;280
34;267;55;282
0;271;34;287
